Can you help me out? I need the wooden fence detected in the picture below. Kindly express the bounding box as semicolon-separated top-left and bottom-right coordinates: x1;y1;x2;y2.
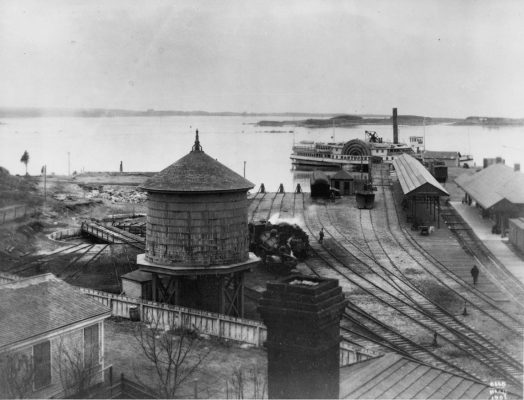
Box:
80;288;267;347
80;288;379;365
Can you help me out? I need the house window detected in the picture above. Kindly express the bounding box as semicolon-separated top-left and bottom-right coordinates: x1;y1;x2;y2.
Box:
84;324;100;368
34;341;51;390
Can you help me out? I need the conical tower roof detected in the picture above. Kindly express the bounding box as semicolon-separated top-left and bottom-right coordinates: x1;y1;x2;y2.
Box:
141;130;254;193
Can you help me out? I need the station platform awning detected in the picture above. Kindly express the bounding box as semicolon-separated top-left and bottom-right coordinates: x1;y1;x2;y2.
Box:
393;154;449;197
455;163;524;210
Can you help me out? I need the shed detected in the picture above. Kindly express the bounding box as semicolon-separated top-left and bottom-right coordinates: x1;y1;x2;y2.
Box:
121;269;153;300
455;164;524;234
508;218;524;253
330;170;354;195
393;154;449;228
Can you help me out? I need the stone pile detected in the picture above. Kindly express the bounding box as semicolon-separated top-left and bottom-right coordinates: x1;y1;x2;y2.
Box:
85;187;147;204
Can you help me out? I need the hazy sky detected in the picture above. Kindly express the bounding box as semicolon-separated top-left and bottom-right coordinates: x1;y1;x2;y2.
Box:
1;0;523;117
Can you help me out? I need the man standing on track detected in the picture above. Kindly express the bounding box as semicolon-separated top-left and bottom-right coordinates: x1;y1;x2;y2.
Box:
319;228;324;244
470;265;479;286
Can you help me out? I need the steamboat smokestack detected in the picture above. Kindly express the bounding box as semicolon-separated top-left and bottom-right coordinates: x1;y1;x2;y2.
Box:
393;107;398;144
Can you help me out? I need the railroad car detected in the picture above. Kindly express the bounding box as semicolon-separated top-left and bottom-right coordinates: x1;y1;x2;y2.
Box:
310;171;331;198
355;183;375;209
427;161;448;183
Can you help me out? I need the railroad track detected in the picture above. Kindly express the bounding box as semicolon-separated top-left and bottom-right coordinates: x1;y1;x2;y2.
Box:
439;202;524;303
248;192;266;222
251;192;280;222
250;188;522;389
375;168;523;330
8;242;93;274
302;212;484;381
304;191;523;390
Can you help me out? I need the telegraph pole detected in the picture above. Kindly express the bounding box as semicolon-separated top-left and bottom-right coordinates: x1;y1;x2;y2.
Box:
243;161;246;178
43;165;47;209
68;152;71;176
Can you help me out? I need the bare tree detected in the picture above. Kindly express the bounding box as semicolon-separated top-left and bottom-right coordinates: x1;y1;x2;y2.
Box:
20;151;29;175
54;336;100;397
133;315;211;398
227;364;267;400
0;352;34;399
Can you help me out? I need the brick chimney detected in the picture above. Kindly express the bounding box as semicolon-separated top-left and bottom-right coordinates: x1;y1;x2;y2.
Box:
392;108;398;144
258;275;347;399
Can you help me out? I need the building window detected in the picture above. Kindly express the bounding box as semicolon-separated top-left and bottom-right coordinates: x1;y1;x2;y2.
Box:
84;324;100;368
34;341;51;390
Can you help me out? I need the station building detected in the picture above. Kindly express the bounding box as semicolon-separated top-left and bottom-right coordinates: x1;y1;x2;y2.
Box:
455;163;524;235
393;153;449;229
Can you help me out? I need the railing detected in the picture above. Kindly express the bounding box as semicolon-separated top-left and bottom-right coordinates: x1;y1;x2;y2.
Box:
292;153;372;162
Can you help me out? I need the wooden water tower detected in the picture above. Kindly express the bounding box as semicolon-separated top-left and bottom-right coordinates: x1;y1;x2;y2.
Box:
136;131;259;317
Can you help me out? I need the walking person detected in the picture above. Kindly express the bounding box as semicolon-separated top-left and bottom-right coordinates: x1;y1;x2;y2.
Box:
319;228;324;244
432;332;438;347
470;265;479;286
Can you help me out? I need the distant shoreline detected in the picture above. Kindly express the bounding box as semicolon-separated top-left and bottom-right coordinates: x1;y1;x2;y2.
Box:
1;108;523;127
256;114;524;128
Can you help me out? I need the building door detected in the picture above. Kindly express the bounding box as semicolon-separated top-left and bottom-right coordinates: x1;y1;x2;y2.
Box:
344;182;350;195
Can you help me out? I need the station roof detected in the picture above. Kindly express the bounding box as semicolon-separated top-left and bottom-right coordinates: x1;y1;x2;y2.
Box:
141;131;254;193
393;154;449;197
340;353;492;399
455;164;524;209
0;274;110;351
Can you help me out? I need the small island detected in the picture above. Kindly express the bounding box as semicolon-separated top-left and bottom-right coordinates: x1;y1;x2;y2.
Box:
256;113;524;128
256;114;461;128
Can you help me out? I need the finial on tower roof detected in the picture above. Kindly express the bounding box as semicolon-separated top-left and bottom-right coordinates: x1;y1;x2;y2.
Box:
192;129;203;152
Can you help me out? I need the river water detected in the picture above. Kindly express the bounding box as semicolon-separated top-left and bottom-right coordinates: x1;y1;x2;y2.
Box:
1;116;523;192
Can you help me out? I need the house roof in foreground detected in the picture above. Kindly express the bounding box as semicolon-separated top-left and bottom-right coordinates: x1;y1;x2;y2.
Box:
340;353;500;399
0;274;110;351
